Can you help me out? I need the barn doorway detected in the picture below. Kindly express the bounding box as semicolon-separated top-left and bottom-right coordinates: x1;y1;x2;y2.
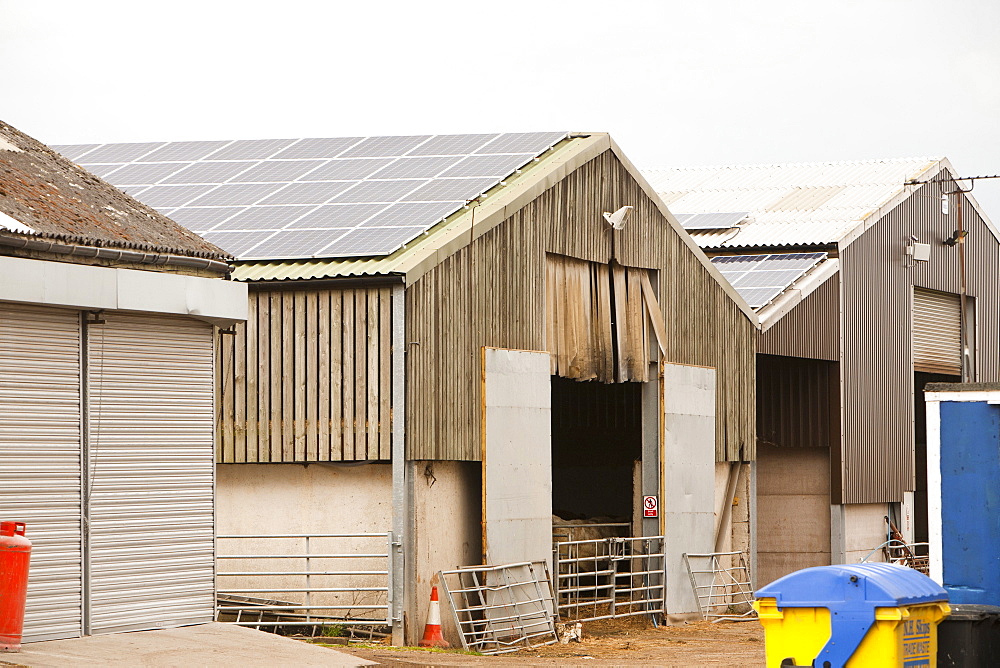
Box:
550;376;642;523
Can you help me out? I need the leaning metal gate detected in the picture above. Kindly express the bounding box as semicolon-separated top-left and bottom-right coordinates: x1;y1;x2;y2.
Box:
552;533;666;621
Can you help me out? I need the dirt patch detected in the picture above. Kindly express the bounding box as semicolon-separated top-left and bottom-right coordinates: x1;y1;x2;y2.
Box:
326;618;765;666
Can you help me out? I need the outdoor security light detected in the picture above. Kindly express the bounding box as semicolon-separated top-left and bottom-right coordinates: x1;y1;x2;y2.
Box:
603;206;633;230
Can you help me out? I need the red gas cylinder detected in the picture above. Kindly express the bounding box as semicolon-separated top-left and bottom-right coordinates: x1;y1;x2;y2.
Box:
0;521;31;652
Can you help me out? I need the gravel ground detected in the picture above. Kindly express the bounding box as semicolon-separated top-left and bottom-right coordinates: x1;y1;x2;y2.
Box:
322;617;766;667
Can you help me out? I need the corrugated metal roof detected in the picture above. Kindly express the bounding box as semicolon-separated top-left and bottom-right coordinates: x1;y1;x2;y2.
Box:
0;121;230;260
643;157;941;248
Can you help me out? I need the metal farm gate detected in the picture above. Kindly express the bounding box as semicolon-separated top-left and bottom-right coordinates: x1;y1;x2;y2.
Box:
552;530;666;622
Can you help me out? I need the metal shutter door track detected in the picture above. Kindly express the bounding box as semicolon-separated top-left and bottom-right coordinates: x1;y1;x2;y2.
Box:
913;288;962;375
0;304;84;642
86;312;216;634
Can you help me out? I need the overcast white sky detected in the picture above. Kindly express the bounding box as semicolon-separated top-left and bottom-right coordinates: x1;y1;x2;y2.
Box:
4;1;1000;212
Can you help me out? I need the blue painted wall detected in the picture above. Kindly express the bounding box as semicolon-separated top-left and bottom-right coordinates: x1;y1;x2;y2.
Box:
941;401;1000;604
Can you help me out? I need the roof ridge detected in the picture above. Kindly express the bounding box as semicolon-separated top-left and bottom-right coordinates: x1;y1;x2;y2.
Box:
644;156;943;172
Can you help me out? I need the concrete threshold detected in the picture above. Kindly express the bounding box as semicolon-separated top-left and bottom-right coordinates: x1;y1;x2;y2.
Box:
1;622;376;667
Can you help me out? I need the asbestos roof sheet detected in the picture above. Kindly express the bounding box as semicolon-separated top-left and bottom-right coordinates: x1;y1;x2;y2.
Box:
643;158;941;249
0;121;229;260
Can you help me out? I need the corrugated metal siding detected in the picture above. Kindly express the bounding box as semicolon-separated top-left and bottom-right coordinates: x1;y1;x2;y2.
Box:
757;354;839;449
758;276;840;361
839;178;1000;503
407;149;757;462
913;288;962;375
217;287;392;462
87;313;216;633
0;304;83;642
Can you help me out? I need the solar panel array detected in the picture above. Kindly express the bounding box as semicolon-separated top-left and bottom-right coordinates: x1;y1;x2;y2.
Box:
54;132;567;260
674;211;750;230
710;252;827;309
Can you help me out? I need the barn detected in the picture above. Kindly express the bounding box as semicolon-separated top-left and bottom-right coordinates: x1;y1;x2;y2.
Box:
645;157;1000;586
60;132;759;642
0;121;246;642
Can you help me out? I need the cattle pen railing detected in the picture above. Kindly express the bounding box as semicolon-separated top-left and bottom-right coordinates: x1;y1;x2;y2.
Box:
552;530;666;622
215;532;394;632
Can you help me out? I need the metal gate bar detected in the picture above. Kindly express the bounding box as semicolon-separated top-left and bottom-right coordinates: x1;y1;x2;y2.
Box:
216;533;393;628
682;551;755;622
553;535;665;622
438;561;558;655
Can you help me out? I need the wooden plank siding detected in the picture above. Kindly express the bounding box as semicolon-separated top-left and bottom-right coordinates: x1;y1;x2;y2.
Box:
406;149;757;462
217;286;394;462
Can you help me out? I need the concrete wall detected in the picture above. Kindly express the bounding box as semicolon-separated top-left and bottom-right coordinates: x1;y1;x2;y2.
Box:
406;460;482;646
216;463;393;621
842;502;889;564
756;445;831;586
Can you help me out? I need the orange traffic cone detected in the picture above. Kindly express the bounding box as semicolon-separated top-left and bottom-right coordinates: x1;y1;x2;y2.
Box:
418;585;450;648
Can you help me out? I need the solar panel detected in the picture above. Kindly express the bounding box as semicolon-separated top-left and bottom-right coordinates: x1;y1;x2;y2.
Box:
260;181;356;205
408;134;499;156
370;156;462;179
477;132;565;154
201;230;281;257
209;138;298;160
358;202;461;228
52;143;101;161
710;252;827;309
287;203;390;229
675;212;749;230
83;163;135;178
271;137;363;160
339;135;432;158
315;226;426;257
440;153;534;178
76;142;165;163
403;177;497;202
190;183;285;206
331;179;428;204
212;205;317;231
168;206;246;230
163;161;258;184
228;160;327;183
132;184;217;207
300;158;395;181
99;162;187;186
139;140;231;163
247;229;350;258
70;132;569;259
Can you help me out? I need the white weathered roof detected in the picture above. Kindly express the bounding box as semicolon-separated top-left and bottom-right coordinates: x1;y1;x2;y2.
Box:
643;157;942;249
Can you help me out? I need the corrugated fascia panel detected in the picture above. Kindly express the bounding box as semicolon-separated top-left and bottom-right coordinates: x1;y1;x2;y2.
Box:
232;257;403;281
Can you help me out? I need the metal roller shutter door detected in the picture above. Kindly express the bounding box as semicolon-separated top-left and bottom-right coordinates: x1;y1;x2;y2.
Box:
0;304;83;642
87;312;216;634
913;288;962;375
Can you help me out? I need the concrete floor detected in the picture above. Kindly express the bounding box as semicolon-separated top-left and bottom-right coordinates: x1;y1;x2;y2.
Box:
0;623;374;667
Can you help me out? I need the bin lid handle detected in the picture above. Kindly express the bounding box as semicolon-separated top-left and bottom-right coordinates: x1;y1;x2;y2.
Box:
814;607;876;668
